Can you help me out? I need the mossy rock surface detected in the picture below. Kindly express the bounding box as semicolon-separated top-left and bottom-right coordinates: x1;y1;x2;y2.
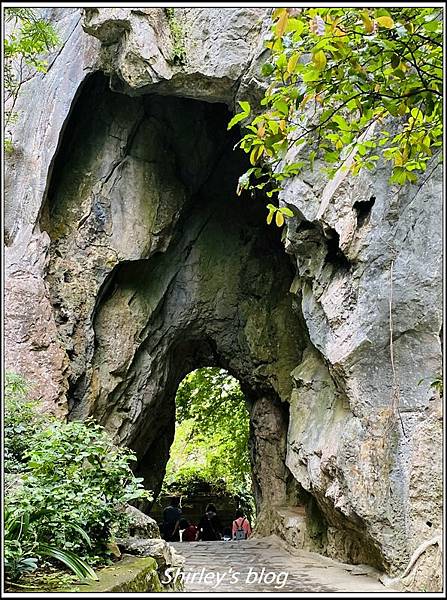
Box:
64;555;163;593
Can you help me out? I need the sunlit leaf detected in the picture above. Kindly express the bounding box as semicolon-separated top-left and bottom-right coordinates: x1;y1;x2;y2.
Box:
280;206;294;217
275;211;285;227
227;112;248;130
238;101;251;114
275;10;289;37
376;15;394;28
361;11;374;33
250;145;264;165
312;49;327;70
287;52;300;74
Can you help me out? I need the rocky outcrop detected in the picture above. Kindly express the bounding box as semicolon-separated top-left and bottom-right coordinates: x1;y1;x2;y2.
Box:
123;505;160;539
4;7;442;592
117;505;184;591
116;537;184;572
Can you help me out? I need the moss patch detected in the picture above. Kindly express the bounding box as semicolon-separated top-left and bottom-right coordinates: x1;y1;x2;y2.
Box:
63;555;163;593
165;8;187;65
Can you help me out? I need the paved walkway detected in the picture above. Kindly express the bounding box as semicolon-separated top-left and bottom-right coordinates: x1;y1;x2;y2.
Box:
170;536;390;593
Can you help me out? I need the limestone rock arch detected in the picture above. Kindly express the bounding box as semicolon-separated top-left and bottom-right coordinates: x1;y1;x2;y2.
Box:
5;8;443;590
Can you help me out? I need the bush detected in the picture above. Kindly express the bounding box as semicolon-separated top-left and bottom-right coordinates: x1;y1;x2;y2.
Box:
7;420;150;565
4;372;47;473
4;372;152;582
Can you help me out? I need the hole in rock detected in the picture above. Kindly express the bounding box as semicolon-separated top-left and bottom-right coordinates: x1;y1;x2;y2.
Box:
353;196;376;228
149;367;254;538
324;227;351;271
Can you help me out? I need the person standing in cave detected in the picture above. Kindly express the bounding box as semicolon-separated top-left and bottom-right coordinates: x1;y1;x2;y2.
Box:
197;503;223;541
232;508;252;540
162;496;182;542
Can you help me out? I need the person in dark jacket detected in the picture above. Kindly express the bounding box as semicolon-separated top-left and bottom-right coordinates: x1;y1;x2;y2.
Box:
197;503;222;541
162;497;182;541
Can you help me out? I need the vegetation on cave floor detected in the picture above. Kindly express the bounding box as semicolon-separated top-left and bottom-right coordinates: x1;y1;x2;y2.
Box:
163;367;255;517
4;372;151;588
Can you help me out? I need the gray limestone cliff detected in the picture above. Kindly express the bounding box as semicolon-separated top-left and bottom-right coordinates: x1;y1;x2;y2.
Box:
4;8;443;592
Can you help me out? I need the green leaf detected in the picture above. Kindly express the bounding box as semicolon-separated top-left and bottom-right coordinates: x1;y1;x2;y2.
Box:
275;211;285;227
238;101;251;114
274;98;289;116
280;207;294;217
276;52;287;72
250;145;264;165
312;50;327;71
332;114;349;130
227;112;248;130
302;68;320;83
261;62;275;77
361;11;374;33
422;20;440;32
39;544;98;581
376;15;394;28
68;524;92;548
286;18;304;36
287;52;299;74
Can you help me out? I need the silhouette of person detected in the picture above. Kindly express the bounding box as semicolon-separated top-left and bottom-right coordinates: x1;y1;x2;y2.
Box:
162;496;182;541
197;503;222;541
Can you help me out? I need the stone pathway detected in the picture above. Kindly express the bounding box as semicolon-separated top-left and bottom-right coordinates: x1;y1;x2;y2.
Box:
170;536;390;593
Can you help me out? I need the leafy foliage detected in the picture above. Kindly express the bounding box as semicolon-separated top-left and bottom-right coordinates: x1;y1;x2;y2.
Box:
5;505;97;583
4;373;46;473
7;420;150;565
164;368;252;500
4;8;59;149
430;377;443;396
4;372;151;583
230;7;442;223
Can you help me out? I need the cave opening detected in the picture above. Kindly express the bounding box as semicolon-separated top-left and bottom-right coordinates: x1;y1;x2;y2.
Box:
149;366;254;536
40;70;305;531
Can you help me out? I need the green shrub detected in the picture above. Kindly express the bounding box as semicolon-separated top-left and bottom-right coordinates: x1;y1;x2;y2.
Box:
7;419;150;566
4;372;152;582
4;372;47;473
4;506;96;583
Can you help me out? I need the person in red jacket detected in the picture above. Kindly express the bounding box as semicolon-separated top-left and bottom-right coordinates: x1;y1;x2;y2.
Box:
179;518;198;542
232;508;252;540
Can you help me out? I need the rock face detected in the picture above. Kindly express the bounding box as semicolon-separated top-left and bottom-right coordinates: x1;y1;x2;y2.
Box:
4;7;442;591
123;505;160;539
